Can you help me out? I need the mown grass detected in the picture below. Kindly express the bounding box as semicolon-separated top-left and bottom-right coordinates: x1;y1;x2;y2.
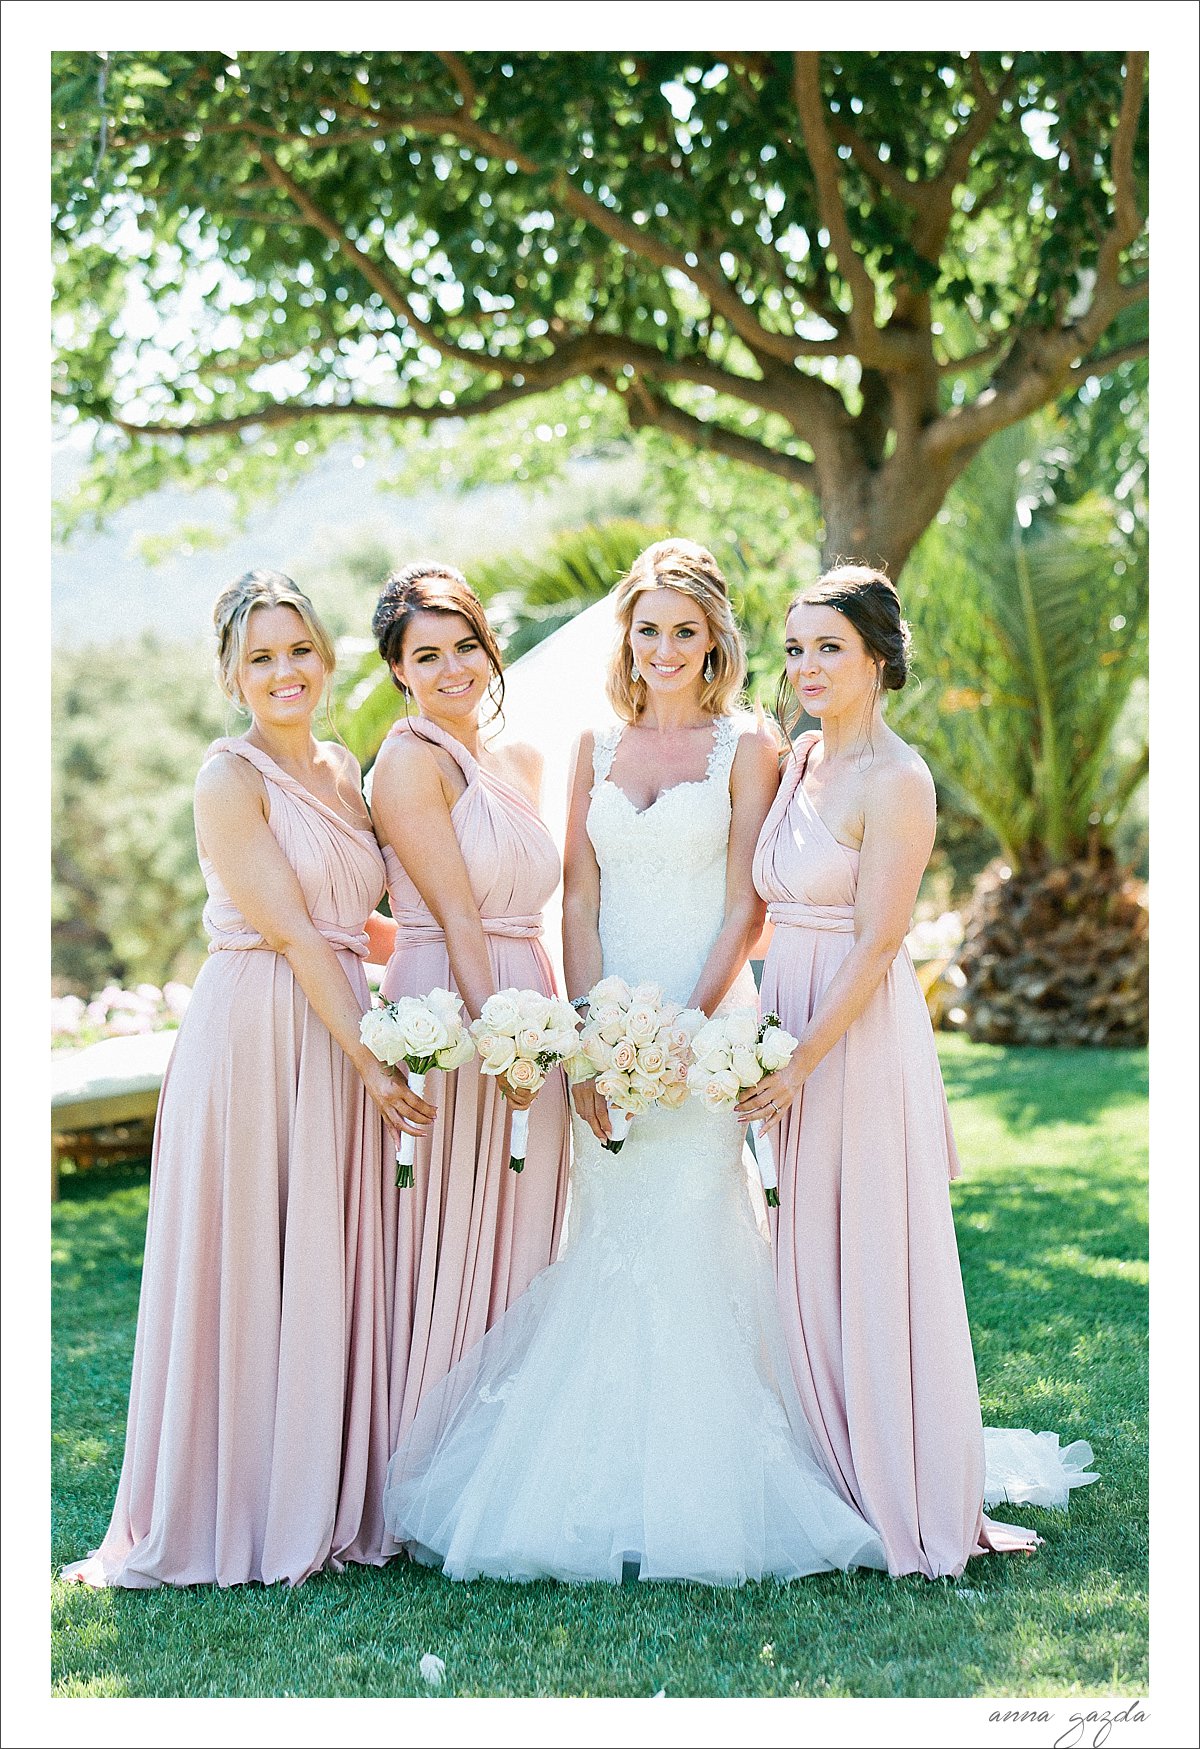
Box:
51;1036;1147;1699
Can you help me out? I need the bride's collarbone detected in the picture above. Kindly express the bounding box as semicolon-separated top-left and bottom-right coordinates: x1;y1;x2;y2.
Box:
607;718;724;811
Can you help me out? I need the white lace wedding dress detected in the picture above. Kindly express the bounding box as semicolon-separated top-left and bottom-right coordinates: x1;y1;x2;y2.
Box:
382;716;888;1583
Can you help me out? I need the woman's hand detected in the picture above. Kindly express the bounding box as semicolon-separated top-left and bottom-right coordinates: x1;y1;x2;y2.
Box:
498;1073;538;1112
361;1057;438;1139
735;1054;809;1133
571;1077;612;1144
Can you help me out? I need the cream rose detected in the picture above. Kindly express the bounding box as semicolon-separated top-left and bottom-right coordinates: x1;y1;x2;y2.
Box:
636;1042;668;1078
505;1055;544;1092
722;1008;759;1048
626;1005;659;1044
480;1035;518;1075
701;1069;742;1111
611;1037;638;1073
401;1009;449;1057
731;1044;762;1088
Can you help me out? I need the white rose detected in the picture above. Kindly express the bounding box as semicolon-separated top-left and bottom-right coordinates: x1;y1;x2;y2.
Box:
723;1008;759;1048
426;987;464;1028
659;1079;690;1109
689;1017;726;1059
401;1009;450;1057
360;1008;406;1067
758;1025;798;1072
505;1055;544;1091
439;1032;476;1071
543;1026;579;1059
548;998;579;1032
611;1037;638;1073
480;992;522;1036
626;1005;659;1044
594;1069;631;1105
686;1063;712;1096
480;1036;518;1075
694;1049;733;1079
674;1008;708;1040
629;981;664;1007
629;1071;660;1102
731;1044;762;1088
515;990;553;1031
516;1025;549;1056
582;1030;611;1067
636;1042;667;1078
702;1069;741;1111
564;1051;596;1084
598;1020;625;1047
592;1001;624;1034
590;976;631;1008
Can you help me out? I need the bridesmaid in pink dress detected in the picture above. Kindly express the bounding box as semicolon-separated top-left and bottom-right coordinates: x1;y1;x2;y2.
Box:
737;565;1038;1579
368;563;571;1455
63;571;434;1588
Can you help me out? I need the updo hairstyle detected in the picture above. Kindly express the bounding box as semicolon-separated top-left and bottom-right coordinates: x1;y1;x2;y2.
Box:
371;562;506;719
607;538;747;723
775;562;910;738
213;568;336;707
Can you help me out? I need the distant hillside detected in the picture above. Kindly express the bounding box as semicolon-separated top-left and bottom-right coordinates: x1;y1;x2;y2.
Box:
51;439;646;648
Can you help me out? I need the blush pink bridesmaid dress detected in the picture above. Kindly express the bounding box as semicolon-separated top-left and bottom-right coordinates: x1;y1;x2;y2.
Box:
377;719;571;1461
64;739;393;1588
753;734;1041;1579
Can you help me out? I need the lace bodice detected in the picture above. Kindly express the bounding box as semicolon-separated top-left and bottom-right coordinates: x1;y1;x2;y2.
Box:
587;715;744;1006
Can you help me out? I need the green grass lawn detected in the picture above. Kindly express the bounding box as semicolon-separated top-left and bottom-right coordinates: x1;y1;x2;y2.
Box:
50;1036;1148;1699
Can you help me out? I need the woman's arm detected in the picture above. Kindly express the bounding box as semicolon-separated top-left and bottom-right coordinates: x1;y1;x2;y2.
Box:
194;754;435;1138
736;756;937;1129
685;723;779;1016
561;732;610;1141
371;731;535;1109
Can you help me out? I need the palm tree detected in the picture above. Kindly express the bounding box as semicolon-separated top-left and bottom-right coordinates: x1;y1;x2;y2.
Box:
895;417;1148;1046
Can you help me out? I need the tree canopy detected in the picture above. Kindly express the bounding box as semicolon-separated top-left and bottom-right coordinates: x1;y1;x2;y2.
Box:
52;49;1147;573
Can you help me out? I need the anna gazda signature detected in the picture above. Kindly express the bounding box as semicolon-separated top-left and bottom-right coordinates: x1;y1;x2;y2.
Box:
987;1700;1148;1747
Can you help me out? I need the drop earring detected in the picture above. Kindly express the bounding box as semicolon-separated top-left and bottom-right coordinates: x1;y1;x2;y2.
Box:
631;659;642;683
703;652;715;683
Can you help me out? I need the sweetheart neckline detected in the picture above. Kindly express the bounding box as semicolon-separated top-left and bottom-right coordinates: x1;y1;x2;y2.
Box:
598;772;726;819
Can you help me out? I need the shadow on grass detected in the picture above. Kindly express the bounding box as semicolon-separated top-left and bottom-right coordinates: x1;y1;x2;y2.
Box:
938;1040;1147;1132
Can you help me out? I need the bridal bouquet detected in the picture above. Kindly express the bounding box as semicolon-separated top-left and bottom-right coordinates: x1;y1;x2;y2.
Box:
470;989;581;1171
360;989;474;1187
686;1008;799;1205
566;977;701;1153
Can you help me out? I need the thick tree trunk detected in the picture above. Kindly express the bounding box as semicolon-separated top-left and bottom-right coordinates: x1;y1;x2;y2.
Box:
811;427;975;578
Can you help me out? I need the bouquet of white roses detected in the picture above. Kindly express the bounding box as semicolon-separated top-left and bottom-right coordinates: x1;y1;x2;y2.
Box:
566;976;701;1153
686;1007;799;1206
360;989;474;1186
470;988;581;1171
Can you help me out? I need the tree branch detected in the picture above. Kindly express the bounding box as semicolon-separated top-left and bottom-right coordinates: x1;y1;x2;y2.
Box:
254;146;523;379
921;53;1147;458
436;52;478;112
793;52;907;368
1071;338;1148;376
626;380;817;487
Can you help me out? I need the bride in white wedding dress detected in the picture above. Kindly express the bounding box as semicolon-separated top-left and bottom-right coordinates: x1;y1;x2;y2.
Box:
382;539;888;1583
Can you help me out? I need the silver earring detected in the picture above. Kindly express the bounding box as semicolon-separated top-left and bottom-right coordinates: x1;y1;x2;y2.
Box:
631;659;642;683
703;652;715;683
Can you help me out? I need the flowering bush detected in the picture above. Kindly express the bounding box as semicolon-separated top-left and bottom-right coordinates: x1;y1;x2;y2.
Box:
51;982;193;1050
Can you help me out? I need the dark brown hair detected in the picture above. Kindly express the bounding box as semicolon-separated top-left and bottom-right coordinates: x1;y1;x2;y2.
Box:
372;561;505;720
774;563;911;737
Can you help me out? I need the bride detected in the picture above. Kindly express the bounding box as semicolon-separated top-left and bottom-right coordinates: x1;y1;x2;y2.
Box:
382;538;887;1583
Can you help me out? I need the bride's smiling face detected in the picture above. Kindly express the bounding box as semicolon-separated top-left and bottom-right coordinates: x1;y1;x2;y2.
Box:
628;588;714;698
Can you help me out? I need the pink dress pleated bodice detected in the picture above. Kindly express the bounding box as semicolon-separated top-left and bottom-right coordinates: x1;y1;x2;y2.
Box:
754;733;1039;1578
64;738;394;1588
377;719;570;1464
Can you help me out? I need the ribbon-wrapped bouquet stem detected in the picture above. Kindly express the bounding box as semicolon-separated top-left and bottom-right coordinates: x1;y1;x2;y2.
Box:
470;989;581;1170
360;989;474;1187
686;1008;799;1206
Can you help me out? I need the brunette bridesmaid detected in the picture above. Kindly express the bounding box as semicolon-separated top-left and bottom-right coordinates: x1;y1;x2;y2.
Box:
63;570;433;1588
368;563;571;1455
737;566;1041;1579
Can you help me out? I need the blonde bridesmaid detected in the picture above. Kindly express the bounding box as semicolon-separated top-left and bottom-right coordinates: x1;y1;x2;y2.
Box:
64;570;433;1589
737;565;1040;1579
368;563;571;1455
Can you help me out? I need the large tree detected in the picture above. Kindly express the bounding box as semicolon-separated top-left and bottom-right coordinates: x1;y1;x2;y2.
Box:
52;50;1147;573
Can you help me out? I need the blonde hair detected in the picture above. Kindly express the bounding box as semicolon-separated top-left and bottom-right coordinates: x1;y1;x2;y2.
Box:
606;538;746;723
213;569;336;707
